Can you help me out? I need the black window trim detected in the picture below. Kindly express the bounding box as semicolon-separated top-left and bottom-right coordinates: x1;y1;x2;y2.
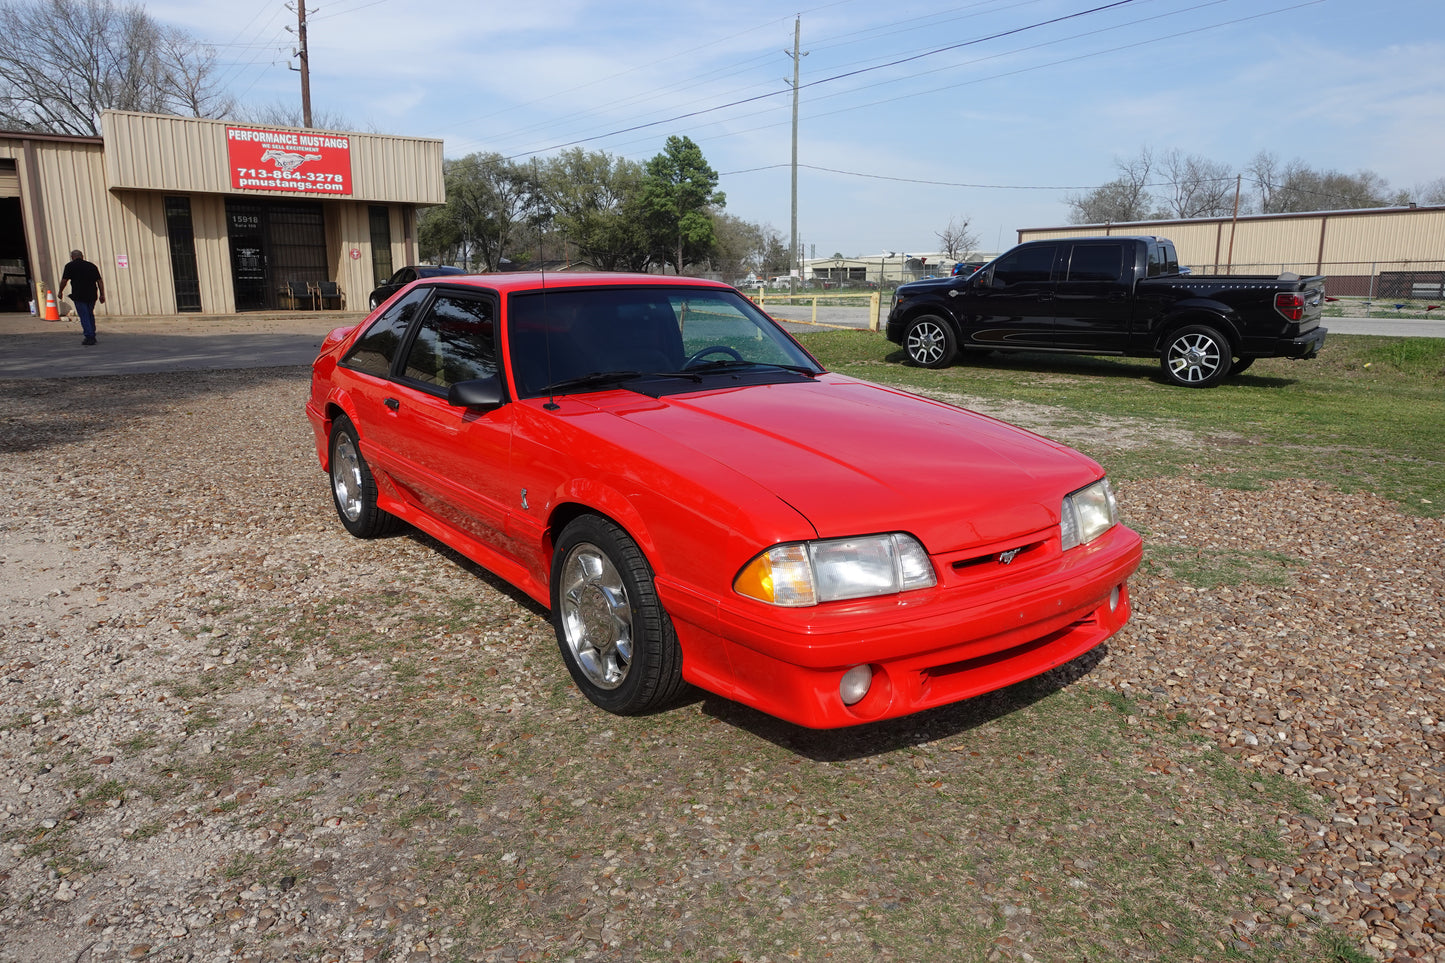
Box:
389;283;505;402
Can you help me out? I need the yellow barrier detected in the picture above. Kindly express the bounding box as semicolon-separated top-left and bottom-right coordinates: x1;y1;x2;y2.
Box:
751;291;885;330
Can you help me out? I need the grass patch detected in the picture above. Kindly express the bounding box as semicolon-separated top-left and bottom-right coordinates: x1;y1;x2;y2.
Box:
1141;544;1299;589
799;330;1445;515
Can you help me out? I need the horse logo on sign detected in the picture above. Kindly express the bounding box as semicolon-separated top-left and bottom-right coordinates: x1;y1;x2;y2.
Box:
261;149;324;174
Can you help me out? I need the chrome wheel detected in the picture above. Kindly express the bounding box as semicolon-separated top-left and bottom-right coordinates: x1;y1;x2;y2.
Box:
905;315;956;368
331;432;364;522
327;415;399;538
907;319;947;365
1161;325;1231;388
558;541;633;690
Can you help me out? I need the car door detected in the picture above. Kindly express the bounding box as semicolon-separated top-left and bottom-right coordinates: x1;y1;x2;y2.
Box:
959;243;1059;347
1051;241;1131;351
370;287;519;556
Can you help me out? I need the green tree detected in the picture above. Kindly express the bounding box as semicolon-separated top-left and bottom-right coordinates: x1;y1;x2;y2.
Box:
540;148;649;271
638;135;725;275
419;153;541;271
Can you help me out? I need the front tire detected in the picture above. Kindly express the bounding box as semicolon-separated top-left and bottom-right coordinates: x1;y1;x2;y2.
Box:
328;415;400;538
551;515;687;715
905;315;958;368
1160;324;1232;388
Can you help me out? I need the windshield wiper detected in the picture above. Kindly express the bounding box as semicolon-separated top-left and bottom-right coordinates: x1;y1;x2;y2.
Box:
540;370;644;394
685;359;818;377
540;370;705;394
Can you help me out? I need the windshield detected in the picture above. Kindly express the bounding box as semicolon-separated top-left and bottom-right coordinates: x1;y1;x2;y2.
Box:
506;286;821;398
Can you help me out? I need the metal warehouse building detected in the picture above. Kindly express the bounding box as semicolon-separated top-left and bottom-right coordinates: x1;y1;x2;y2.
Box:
1018;205;1445;298
0;110;444;316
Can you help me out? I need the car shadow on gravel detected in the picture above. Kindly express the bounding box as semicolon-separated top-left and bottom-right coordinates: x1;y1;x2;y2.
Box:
405;529;552;615
883;348;1300;388
698;644;1108;760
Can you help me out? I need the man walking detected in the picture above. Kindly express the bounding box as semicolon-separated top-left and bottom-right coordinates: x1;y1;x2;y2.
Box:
58;249;105;346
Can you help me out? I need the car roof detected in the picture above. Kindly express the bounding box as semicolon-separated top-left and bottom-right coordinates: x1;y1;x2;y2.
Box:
415;272;735;294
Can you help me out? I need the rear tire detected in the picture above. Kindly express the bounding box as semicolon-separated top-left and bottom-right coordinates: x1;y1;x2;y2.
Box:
905;315;958;368
1229;356;1255;376
1160;324;1232;388
328;415;400;538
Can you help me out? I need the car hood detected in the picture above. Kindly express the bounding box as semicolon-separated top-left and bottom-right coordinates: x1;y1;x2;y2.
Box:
896;275;963;298
586;375;1100;552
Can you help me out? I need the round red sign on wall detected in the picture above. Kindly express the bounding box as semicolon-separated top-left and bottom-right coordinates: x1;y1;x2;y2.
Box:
349;248;361;260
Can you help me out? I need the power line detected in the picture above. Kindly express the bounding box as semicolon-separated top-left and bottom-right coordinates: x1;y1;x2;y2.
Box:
503;0;1145;159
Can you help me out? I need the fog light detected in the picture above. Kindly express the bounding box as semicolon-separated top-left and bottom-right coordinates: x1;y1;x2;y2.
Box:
840;665;872;706
1109;585;1121;612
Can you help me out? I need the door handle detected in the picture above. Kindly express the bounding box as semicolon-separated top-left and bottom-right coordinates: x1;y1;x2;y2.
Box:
384;397;400;411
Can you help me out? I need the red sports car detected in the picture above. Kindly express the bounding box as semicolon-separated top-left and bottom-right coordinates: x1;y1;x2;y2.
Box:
306;273;1142;729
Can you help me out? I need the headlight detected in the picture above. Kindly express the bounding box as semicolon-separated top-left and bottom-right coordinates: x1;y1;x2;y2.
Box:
734;533;936;607
1060;478;1118;551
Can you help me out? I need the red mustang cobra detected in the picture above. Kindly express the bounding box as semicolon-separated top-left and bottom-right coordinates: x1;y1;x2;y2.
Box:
306;273;1142;729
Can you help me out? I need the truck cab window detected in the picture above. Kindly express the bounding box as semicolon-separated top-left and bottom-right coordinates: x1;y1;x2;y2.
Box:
992;245;1056;286
1068;244;1125;282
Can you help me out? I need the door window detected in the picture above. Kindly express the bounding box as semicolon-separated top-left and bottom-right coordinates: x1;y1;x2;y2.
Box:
992;245;1056;286
400;292;498;390
1066;244;1125;282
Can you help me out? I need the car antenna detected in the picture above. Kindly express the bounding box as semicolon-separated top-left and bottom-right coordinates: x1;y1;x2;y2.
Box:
539;218;560;411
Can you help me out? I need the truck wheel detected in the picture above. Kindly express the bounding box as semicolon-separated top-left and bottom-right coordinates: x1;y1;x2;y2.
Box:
905;315;958;368
1160;325;1232;388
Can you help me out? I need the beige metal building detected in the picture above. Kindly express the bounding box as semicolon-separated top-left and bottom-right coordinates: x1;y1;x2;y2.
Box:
0;110;444;316
1018;205;1445;297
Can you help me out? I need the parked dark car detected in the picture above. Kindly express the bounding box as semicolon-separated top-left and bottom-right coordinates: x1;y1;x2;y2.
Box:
368;265;465;309
887;236;1327;387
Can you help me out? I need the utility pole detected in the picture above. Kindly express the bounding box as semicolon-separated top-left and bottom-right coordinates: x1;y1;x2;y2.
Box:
785;17;806;292
288;0;313;127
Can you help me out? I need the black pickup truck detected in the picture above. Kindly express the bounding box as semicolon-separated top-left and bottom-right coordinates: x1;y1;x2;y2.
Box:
886;235;1327;387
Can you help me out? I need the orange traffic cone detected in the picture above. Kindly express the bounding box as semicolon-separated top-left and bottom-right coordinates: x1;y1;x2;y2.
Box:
42;289;60;322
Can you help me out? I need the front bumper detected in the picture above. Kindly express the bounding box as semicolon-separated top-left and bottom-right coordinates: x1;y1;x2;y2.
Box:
662;524;1143;729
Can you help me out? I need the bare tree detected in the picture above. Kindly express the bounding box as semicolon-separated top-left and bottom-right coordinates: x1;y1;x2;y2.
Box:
156;26;233;118
1156;149;1235;219
1416;177;1445;206
1066;148;1156;225
0;0;229;135
935;216;979;260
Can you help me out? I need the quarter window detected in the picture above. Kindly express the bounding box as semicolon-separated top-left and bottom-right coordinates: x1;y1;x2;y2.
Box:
342;287;428;377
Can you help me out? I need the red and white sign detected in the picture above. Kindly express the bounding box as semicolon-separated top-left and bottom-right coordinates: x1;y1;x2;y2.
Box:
226;126;352;196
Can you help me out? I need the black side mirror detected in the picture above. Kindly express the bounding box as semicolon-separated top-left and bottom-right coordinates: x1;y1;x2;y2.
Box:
447;375;505;410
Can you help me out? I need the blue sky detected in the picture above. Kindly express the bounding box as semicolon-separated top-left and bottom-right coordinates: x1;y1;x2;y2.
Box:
156;0;1445;258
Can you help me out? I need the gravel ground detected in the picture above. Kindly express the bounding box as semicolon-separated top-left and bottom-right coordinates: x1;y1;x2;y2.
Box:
0;364;1441;962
